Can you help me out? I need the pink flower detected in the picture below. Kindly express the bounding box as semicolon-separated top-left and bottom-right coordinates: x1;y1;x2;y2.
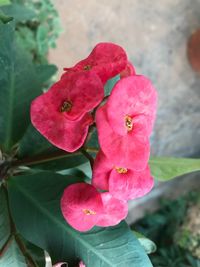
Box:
96;192;128;226
120;61;136;78
79;261;86;267
95;104;150;170
95;75;157;170
31;71;104;152
62;42;128;84
53;263;67;267
92;151;154;200
61;183;103;232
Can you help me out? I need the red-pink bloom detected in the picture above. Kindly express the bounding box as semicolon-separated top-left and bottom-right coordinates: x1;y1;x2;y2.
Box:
120;61;136;78
31;71;104;152
108;165;153;201
62;43;128;84
107;75;157;137
79;261;86;267
95;75;157;170
53;263;67;267
96;192;128;226
96;103;150;170
61;183;103;232
92;151;154;200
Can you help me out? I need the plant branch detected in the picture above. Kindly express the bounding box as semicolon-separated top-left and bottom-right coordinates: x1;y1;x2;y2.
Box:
0;234;13;257
12;147;98;168
3;185;38;267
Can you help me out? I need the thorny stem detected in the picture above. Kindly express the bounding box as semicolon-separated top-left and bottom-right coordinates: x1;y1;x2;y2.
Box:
1;185;39;267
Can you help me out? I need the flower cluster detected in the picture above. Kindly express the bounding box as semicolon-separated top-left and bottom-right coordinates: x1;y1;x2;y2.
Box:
31;42;157;232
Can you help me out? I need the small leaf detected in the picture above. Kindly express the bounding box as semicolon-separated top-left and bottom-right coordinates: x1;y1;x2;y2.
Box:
104;75;120;95
1;3;36;22
8;172;153;267
132;231;157;254
149;157;200;181
0;10;12;23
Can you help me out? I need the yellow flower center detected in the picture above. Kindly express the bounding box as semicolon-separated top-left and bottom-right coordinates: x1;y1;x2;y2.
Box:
125;115;133;131
83;65;92;71
115;167;128;174
82;209;96;215
60;101;72;112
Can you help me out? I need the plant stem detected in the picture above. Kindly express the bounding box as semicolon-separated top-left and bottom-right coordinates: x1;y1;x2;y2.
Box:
2;185;38;267
0;234;13;257
12;147;98;168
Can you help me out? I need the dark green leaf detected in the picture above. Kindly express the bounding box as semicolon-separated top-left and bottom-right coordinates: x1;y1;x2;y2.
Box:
1;3;35;22
149;157;200;181
0;22;56;152
104;75;120;95
0;239;26;267
0;9;12;23
23;238;45;267
0;187;10;250
8;172;153;267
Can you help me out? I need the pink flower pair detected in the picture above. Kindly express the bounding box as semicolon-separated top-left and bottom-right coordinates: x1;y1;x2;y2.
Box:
92;75;157;202
31;43;128;152
61;183;128;232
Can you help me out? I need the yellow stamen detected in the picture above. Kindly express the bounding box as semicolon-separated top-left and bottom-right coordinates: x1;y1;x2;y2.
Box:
125;115;133;131
83;65;92;71
60;101;72;112
115;167;128;174
83;209;96;215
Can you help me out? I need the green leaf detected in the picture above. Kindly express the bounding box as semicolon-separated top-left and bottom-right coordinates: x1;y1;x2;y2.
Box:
0;9;12;23
0;239;26;267
0;22;56;152
0;187;10;250
23;238;45;267
104;75;120;95
0;0;10;6
132;231;157;254
8;172;153;267
149;157;200;181
1;3;35;22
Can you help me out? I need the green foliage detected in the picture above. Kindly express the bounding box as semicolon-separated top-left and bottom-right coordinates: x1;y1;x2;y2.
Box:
0;0;10;6
149;157;200;181
8;172;153;267
0;22;57;152
11;0;62;64
1;3;35;22
0;187;10;250
132;192;200;267
0;9;12;23
104;75;120;95
132;231;157;255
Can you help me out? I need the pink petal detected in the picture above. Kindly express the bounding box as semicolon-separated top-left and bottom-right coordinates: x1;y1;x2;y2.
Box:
92;150;112;190
60;71;104;120
61;183;103;232
31;89;93;152
79;261;86;267
53;263;67;267
96;192;128;227
96;104;150;170
107;75;157;136
120;61;136;78
63;42;127;84
109;165;154;200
